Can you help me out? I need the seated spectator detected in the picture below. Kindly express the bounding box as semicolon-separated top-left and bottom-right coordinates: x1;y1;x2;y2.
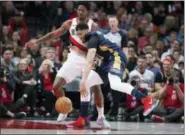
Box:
145;53;161;77
1;47;15;72
127;28;138;51
8;15;28;45
149;34;158;49
156;39;165;57
177;24;184;44
152;50;161;62
172;50;184;69
35;46;48;69
127;45;137;72
161;40;181;61
45;47;62;71
150;57;184;123
163;31;177;49
2;25;12;44
36;59;57;117
14;59;37;116
137;26;152;54
124;56;155;122
143;45;153;54
25;54;36;73
0;67;26;119
178;61;184;75
59;47;69;65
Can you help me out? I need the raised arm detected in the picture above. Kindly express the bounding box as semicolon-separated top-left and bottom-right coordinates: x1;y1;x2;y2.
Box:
25;20;71;47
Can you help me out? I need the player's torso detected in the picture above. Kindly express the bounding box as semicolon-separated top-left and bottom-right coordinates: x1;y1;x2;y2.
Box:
88;31;126;62
69;18;94;55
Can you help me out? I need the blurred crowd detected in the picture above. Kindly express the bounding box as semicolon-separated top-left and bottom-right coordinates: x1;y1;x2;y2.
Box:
0;1;184;123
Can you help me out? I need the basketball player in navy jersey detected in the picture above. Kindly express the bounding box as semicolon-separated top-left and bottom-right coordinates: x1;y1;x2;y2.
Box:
72;23;159;126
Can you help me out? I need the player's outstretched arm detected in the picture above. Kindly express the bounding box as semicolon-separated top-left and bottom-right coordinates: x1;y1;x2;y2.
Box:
25;20;71;47
80;48;97;97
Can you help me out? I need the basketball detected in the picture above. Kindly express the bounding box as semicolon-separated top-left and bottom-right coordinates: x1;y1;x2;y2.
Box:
55;97;73;114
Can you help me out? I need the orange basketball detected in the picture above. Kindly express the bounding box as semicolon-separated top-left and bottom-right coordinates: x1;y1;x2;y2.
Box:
55;97;73;114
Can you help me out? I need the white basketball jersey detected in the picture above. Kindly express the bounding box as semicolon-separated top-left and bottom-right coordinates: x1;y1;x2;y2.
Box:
69;18;94;35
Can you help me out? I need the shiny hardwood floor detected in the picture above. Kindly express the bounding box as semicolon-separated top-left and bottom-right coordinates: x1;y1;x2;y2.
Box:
0;119;184;134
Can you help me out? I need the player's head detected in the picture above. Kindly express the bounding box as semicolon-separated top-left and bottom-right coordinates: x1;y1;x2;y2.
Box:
77;2;90;21
76;23;89;42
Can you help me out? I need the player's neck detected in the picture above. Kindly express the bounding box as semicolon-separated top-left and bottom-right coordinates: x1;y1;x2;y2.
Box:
78;17;88;24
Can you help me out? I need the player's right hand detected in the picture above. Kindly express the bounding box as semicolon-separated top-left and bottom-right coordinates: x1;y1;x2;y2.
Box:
25;40;37;48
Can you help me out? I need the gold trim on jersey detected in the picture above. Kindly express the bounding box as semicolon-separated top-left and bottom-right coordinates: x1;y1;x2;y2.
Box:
100;45;121;70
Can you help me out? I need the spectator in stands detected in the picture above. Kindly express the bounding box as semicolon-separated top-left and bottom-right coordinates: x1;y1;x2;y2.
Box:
59;47;69;65
137;26;152;54
8;15;28;45
152;50;161;62
127;45;137;72
96;8;109;30
14;59;37;116
143;45;153;54
127;28;138;51
12;31;22;65
163;31;177;48
20;47;29;58
0;67;26;119
129;55;155;93
153;3;166;26
1;47;15;72
149;34;158;49
161;40;181;61
28;39;40;59
25;54;36;73
172;50;184;70
2;2;19;25
143;13;158;33
45;47;62;72
124;56;155;121
177;24;184;44
145;53;161;77
36;59;57;117
156;39;165;57
150;57;184;122
35;46;48;69
2;25;12;44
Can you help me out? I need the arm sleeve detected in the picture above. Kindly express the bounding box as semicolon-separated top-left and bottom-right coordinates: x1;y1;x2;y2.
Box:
86;34;99;49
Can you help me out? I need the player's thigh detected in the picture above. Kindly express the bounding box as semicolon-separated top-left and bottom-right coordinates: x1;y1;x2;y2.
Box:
53;76;66;89
56;58;84;83
86;70;104;88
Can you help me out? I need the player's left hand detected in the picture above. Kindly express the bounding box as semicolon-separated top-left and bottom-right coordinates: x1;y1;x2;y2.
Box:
79;81;88;97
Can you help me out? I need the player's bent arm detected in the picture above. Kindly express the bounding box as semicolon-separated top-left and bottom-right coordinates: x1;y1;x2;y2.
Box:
35;20;71;45
82;48;97;82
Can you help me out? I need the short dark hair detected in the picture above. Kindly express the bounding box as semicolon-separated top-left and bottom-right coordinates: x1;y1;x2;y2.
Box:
2;47;13;55
76;23;89;31
137;55;146;60
77;2;90;11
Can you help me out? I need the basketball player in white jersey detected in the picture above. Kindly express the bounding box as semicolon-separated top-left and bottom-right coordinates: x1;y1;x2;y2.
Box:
25;2;110;128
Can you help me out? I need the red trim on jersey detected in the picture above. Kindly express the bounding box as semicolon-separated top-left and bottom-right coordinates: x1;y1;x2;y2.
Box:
70;36;87;52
